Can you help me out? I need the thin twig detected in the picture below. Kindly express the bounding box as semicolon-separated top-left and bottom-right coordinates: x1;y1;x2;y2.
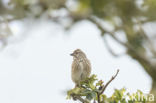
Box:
96;69;119;103
99;69;119;95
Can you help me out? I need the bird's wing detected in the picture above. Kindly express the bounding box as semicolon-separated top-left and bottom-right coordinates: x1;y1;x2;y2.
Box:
83;59;91;77
71;60;82;83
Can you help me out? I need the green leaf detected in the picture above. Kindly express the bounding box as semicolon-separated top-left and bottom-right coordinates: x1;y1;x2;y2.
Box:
86;92;96;100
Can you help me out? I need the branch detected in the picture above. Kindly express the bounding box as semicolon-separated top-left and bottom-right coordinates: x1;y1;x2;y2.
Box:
137;21;156;58
103;37;125;57
68;70;120;103
87;17;145;59
88;17;156;80
88;17;142;57
100;69;119;95
96;69;119;103
97;93;100;103
71;93;90;103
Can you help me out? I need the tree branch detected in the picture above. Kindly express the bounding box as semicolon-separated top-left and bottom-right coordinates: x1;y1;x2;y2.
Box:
96;69;119;103
87;17;145;59
103;37;125;57
88;17;156;80
100;69;119;95
71;93;90;103
97;92;100;103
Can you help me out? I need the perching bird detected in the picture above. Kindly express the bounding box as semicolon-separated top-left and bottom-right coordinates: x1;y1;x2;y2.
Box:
70;49;91;87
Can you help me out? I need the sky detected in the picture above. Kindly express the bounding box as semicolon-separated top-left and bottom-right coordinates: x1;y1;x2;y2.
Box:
0;19;152;103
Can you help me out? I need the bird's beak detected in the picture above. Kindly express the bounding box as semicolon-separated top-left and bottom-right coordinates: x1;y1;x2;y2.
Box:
70;53;74;56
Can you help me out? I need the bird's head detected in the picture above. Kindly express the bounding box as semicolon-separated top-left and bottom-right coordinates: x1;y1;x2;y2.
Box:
70;49;86;59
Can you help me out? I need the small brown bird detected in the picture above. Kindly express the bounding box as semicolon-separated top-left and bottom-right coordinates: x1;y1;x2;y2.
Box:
70;49;91;87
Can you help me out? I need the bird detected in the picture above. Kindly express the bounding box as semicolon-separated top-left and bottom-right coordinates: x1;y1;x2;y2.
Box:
70;49;91;87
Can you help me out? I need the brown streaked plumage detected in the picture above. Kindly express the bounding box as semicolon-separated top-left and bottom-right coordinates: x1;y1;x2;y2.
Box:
70;49;91;86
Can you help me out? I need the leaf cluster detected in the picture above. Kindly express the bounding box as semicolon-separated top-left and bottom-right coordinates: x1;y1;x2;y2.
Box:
67;74;149;103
